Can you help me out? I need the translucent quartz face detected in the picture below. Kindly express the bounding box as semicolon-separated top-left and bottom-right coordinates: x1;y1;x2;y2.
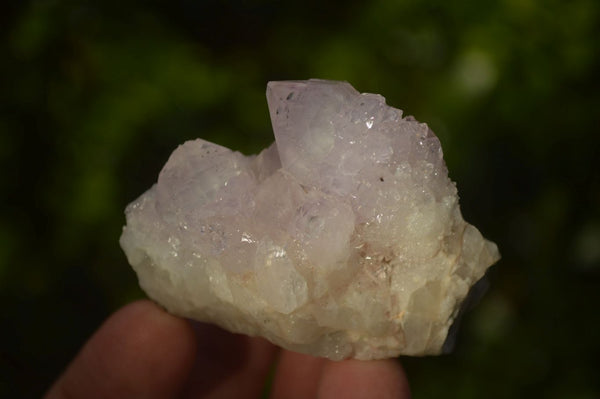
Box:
120;79;500;360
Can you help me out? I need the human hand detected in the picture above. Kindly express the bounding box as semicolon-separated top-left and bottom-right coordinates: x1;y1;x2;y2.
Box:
45;300;411;398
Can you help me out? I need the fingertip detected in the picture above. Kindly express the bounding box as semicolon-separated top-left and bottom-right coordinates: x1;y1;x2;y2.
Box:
318;358;411;399
270;350;326;399
182;325;279;398
46;300;197;399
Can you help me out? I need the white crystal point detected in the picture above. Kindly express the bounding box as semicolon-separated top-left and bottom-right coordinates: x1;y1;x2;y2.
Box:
120;79;500;360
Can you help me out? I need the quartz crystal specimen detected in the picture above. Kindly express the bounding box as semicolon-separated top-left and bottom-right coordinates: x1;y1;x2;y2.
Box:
120;79;500;360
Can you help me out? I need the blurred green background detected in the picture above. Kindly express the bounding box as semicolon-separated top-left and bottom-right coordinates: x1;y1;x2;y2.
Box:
1;0;599;397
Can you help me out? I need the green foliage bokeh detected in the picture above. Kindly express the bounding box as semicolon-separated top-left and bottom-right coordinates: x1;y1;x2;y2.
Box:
1;1;599;397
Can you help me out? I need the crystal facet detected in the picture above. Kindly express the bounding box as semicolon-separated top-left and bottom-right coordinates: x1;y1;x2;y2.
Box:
120;79;500;360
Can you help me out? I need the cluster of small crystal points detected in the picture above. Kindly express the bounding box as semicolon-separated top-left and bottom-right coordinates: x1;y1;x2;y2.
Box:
120;79;499;360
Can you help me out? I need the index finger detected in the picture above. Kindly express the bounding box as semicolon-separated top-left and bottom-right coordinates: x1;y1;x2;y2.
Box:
45;300;196;399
